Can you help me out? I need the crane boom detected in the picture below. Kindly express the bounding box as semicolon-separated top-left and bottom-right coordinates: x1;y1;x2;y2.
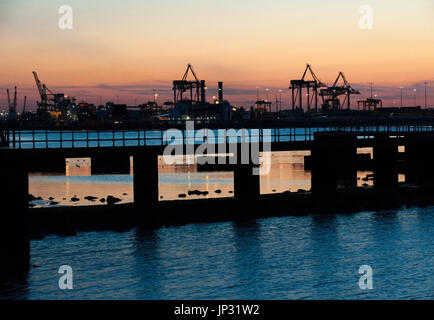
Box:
6;89;11;109
13;86;17;112
22;96;27;114
33;71;45;98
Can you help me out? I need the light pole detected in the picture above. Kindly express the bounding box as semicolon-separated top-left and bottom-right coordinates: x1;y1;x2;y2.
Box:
400;87;404;108
265;88;269;102
425;81;428;109
278;89;283;112
256;87;259;101
413;89;417;107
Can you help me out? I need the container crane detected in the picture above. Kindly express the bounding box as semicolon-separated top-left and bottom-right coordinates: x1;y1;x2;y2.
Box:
173;64;207;105
289;64;327;112
320;72;360;110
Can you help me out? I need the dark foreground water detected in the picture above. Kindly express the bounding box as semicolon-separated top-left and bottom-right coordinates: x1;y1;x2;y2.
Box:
1;206;433;300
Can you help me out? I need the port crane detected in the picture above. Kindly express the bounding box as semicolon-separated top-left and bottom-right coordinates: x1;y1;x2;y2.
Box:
289;64;327;112
33;71;58;112
6;87;17;114
173;64;207;105
22;96;27;115
320;72;360;110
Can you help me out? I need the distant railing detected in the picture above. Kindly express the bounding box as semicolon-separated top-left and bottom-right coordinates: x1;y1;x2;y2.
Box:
2;125;434;149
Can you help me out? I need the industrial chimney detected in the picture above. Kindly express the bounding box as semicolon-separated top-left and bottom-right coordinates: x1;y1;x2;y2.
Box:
218;82;223;102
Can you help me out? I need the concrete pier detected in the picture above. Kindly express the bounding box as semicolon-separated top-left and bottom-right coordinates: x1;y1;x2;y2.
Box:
233;163;260;201
234;143;260;200
405;137;434;185
311;134;357;193
133;149;159;209
0;151;30;272
373;136;399;188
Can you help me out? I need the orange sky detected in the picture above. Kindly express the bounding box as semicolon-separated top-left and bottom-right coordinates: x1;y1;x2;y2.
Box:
0;0;433;109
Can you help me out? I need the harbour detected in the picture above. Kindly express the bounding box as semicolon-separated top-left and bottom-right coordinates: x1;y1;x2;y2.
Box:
1;0;434;303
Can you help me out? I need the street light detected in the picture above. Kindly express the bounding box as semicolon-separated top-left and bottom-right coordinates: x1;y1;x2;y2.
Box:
278;89;283;112
413;89;417;107
400;87;404;108
425;81;428;109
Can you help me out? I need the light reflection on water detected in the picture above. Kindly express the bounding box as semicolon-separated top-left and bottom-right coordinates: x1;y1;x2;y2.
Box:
29;151;312;207
1;207;433;300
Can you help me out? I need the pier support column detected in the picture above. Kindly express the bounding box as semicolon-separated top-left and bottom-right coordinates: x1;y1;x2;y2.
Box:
234;164;260;201
0;151;30;273
405;137;434;185
233;144;260;201
133;149;159;209
311;134;357;193
373;137;399;189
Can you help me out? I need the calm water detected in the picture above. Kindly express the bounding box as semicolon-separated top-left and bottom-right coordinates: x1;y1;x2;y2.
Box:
1;207;433;299
3;151;432;300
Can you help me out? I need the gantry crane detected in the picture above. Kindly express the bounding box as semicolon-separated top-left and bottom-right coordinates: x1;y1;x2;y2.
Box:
289;64;327;112
320;72;360;110
173;64;207;105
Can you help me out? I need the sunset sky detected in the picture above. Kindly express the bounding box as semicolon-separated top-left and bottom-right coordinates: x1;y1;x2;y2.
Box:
0;0;433;109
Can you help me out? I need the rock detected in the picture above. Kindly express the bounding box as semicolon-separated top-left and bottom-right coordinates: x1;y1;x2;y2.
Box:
188;190;209;196
28;194;37;202
71;197;80;202
85;196;97;202
49;197;54;201
215;189;222;194
178;194;187;198
123;193;128;196
229;191;234;194
272;190;277;192
100;198;106;203
106;195;122;205
50;201;59;206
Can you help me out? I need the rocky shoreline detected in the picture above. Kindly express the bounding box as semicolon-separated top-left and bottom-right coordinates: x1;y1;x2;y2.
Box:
27;184;434;239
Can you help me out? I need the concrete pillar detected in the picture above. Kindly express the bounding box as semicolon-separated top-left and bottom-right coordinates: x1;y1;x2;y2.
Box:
405;138;434;185
373;137;399;188
233;144;260;201
0;151;30;273
311;134;357;193
133;149;159;209
234;164;260;201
